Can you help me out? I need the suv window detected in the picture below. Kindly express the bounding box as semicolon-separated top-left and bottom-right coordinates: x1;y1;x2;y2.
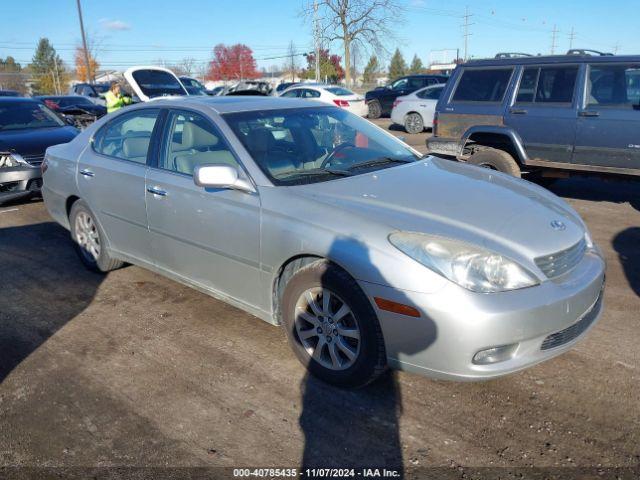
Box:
452;68;513;102
518;66;578;104
163;110;238;175
588;64;640;107
407;78;424;89
93;109;160;163
391;78;408;91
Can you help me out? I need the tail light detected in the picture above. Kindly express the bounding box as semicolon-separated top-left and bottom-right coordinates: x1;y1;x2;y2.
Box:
432;111;439;136
41;155;49;175
393;100;401;108
333;99;350;107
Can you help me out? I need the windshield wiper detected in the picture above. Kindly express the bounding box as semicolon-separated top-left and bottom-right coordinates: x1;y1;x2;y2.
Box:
278;167;353;179
347;156;414;171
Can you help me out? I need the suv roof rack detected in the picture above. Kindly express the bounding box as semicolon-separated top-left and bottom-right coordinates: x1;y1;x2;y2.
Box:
495;52;533;59
566;49;614;56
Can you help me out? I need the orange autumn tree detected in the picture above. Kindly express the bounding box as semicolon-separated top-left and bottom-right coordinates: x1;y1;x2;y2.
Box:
75;47;99;82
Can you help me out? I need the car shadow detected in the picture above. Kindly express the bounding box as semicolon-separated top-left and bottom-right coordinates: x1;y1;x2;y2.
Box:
612;227;640;297
298;237;438;473
533;176;640;213
0;222;104;382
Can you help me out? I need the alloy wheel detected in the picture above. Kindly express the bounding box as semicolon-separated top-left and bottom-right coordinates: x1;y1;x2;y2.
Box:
294;287;361;371
74;211;100;262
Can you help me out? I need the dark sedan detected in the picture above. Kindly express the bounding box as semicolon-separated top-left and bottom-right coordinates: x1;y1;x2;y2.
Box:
364;74;448;118
36;95;107;129
0;97;78;204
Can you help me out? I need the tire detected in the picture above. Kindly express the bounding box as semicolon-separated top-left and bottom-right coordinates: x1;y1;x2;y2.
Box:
69;200;123;273
468;147;521;178
404;112;424;134
367;100;382;119
281;260;386;388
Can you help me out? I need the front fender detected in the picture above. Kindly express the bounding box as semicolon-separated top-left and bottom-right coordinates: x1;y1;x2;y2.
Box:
462;126;528;163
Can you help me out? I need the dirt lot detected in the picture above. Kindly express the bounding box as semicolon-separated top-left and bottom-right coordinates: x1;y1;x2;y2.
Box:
1;119;639;478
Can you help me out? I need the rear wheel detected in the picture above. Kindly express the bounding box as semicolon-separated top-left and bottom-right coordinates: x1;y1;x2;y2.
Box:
69;200;123;273
468;147;521;177
404;112;424;134
281;260;386;388
367;100;382;119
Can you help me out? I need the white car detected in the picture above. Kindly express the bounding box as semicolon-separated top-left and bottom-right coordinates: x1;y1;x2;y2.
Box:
280;84;367;116
391;84;445;134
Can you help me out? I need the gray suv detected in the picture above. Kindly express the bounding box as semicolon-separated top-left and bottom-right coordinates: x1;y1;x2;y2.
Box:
427;51;640;179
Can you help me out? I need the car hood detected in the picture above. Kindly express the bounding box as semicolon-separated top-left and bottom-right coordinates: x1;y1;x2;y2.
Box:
290;157;586;263
0;126;79;157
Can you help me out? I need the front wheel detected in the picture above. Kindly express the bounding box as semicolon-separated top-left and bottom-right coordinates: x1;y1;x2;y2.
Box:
404;112;424;134
281;260;386;388
468;147;521;178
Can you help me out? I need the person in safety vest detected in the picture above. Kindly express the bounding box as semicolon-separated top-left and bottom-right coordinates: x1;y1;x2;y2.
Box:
105;82;132;114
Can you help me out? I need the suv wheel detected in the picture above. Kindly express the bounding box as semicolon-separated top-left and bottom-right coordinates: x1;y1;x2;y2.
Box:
468;148;521;178
367;100;382;119
69;200;123;273
404;112;424;134
281;260;387;388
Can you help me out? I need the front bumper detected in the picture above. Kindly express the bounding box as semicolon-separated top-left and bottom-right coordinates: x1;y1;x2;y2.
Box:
426;136;463;157
0;166;42;204
359;248;606;381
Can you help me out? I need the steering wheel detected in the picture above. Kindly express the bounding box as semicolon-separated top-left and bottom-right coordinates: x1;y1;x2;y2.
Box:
321;142;355;169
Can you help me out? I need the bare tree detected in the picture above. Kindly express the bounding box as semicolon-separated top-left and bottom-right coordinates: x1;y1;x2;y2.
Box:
305;0;403;86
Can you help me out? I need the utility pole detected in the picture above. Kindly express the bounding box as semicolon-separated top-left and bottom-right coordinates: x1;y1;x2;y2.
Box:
550;24;559;54
75;0;93;83
53;56;61;94
613;42;620;54
313;0;320;82
568;26;576;50
462;6;473;61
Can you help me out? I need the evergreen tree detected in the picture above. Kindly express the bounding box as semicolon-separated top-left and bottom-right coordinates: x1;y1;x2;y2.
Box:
409;54;424;74
30;38;66;95
0;56;27;94
362;55;380;84
388;48;407;80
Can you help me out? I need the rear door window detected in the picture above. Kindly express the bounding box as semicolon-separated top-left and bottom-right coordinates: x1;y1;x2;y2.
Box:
452;68;513;102
516;66;578;104
93;109;160;163
588;64;640;107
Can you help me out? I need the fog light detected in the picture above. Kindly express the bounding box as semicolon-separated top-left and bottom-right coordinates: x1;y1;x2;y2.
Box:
473;344;518;365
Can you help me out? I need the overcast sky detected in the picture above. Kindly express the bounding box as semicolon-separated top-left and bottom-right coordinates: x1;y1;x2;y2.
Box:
1;0;637;73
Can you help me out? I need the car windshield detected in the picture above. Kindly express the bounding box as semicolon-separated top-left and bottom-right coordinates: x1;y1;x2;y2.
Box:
325;87;355;96
131;70;186;98
224;106;420;186
0;101;65;130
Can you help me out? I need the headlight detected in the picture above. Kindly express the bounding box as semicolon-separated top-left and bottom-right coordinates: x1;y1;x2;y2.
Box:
389;232;539;293
0;152;28;168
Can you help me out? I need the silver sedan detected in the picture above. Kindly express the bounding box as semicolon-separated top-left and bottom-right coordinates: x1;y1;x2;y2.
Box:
42;97;606;387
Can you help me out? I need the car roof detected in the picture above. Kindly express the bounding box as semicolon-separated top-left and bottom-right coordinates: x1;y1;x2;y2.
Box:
35;95;86;100
464;54;640;67
0;97;40;104
149;95;328;114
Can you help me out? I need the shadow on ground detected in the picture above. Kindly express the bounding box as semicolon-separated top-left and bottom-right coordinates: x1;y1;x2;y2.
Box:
538;176;640;212
0;222;103;382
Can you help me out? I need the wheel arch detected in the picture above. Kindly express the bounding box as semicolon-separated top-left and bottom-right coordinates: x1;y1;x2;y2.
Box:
461;126;528;164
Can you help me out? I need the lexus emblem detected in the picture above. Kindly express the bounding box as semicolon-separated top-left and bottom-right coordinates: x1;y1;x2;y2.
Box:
550;220;566;231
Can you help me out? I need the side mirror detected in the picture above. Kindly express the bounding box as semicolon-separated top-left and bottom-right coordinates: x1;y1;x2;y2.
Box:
193;164;255;193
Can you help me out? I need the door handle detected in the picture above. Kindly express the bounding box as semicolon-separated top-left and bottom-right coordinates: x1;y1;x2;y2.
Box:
509;108;528;115
578;110;600;117
147;186;167;197
79;168;95;178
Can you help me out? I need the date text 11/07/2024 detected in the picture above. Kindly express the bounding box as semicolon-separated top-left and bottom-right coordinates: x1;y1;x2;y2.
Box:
232;468;401;478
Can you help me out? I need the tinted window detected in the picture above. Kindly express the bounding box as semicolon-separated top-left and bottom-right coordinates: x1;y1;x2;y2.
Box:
301;89;321;98
452;68;513;102
407;78;424;89
93;109;159;163
131;70;186;98
391;78;408;90
281;89;300;98
163;111;237;175
0;101;64;130
535;66;577;103
417;85;443;100
516;68;539;103
588;64;640;107
224;107;419;186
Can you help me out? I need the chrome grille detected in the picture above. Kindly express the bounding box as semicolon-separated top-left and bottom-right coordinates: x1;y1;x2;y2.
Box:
535;238;586;279
541;291;603;350
22;153;44;166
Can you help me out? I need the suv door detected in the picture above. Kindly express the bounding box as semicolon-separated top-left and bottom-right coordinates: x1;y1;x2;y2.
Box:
379;77;410;114
573;62;640;169
505;64;580;163
79;108;162;263
145;109;262;307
